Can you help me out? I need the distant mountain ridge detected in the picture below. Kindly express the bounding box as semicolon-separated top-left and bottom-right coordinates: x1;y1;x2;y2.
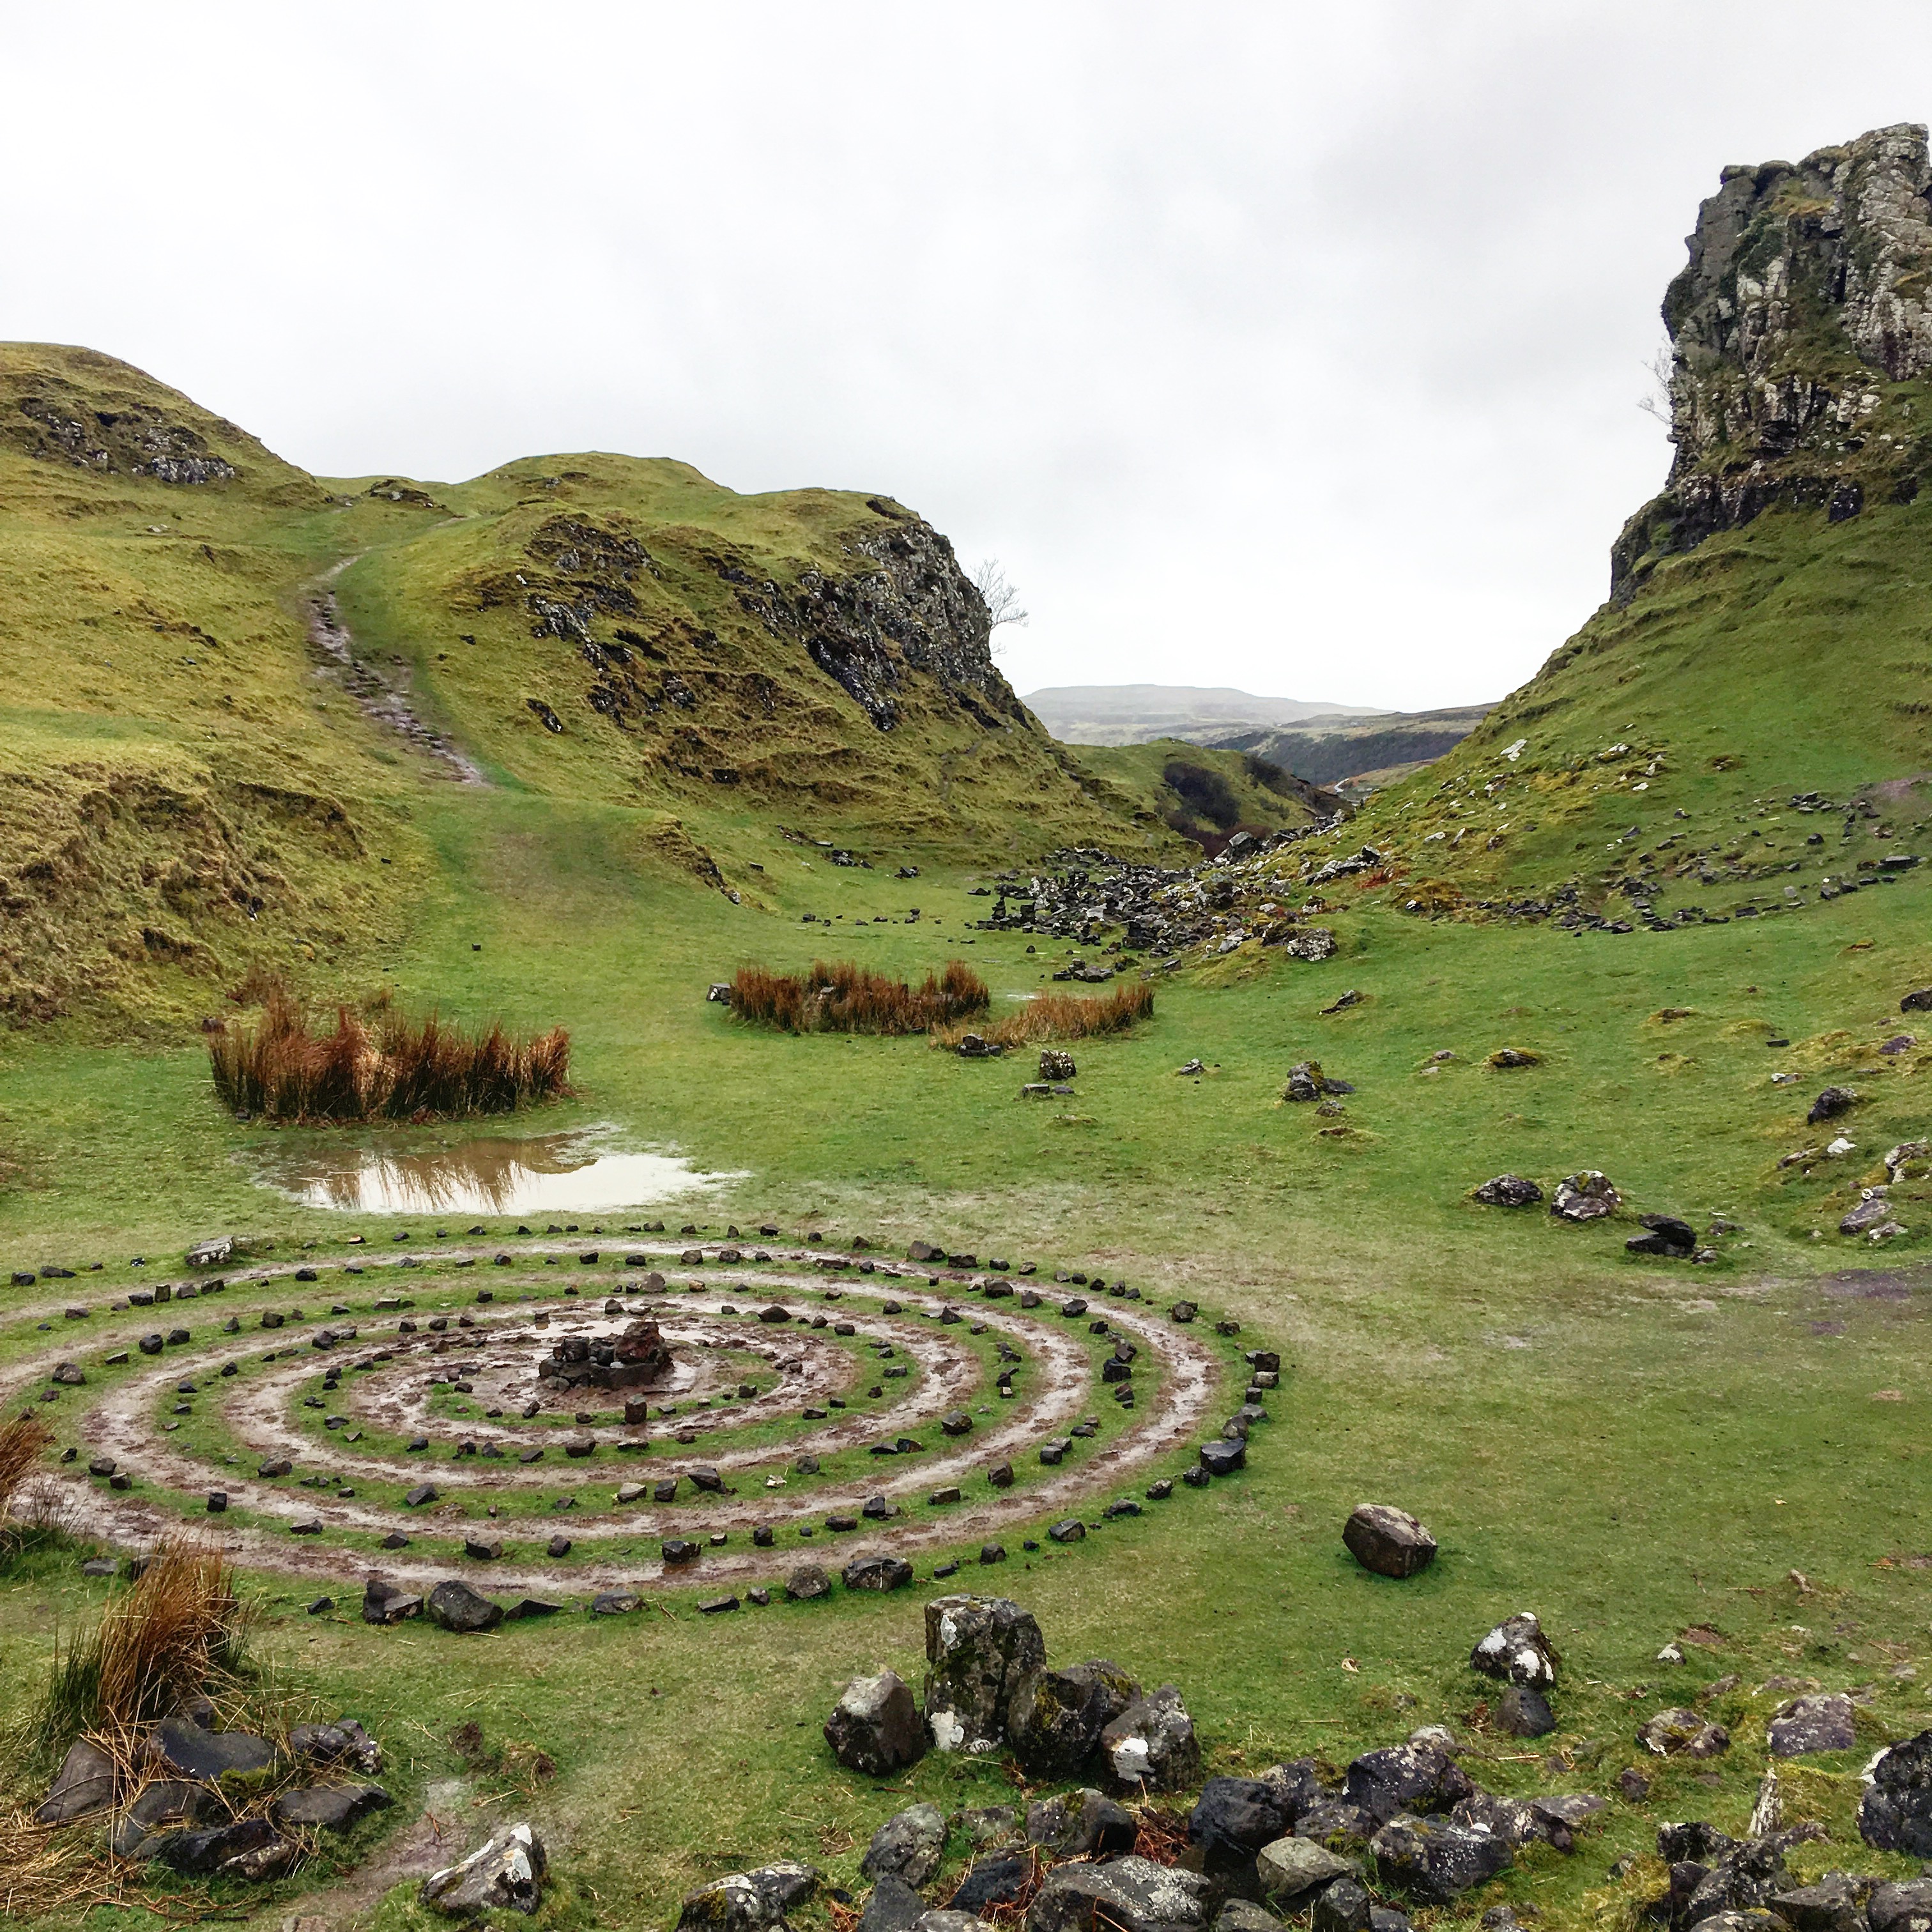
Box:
1021;683;1371;746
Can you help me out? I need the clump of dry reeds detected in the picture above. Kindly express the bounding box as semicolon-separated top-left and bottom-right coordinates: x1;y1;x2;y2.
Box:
208;977;571;1123
34;1540;250;1756
930;980;1154;1050
0;1414;55;1524
729;959;990;1034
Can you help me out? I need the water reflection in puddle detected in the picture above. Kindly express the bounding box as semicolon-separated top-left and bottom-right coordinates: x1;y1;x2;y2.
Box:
256;1133;740;1216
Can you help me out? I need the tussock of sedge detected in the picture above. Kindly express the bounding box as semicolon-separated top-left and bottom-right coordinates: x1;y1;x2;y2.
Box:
728;959;989;1034
930;980;1154;1048
208;977;569;1123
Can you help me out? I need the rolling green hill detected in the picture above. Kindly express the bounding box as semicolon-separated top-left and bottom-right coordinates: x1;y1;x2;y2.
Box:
0;344;1331;1026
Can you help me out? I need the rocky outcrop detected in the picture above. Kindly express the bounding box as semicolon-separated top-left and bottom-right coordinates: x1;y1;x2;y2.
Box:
1614;124;1932;598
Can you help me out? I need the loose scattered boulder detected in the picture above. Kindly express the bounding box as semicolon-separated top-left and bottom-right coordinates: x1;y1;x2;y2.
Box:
363;1577;424;1625
34;1737;117;1823
1552;1172;1619;1221
1101;1683;1200;1793
1809;1087;1859;1124
1370;1814;1512;1903
1344;1744;1473;1825
1494;1686;1556;1739
1469;1612;1558;1687
862;1803;948;1886
1472;1176;1543;1208
1191;1778;1301;1874
845;1554;915;1593
1637;1708;1731;1758
827;1671;927;1775
1767;1693;1855;1758
427;1579;504;1634
272;1782;392;1830
1258;1836;1360;1906
422;1822;548;1917
924;1594;1045;1754
786;1564;832;1602
1628;1214;1699;1258
676;1861;819;1932
1491;1684;1553;1746
1860;1728;1932;1855
1009;1660;1141;1779
1344;1505;1437;1579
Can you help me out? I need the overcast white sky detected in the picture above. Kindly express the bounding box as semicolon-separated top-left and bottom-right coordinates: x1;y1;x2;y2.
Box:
5;3;1930;709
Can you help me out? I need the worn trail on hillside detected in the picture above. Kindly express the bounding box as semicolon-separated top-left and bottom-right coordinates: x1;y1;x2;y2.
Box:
305;555;487;785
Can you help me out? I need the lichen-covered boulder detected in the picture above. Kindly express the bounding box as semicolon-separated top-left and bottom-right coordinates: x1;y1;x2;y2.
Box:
1637;1708;1731;1758
676;1861;819;1932
922;1595;1045;1754
1370;1814;1512;1903
1027;1855;1212;1932
1343;1505;1436;1579
1767;1694;1855;1758
1257;1836;1359;1907
1101;1684;1200;1793
862;1804;948;1887
1472;1176;1544;1208
1469;1612;1558;1687
1860;1728;1932;1855
1551;1172;1619;1221
1024;1789;1137;1859
422;1822;548;1917
1008;1659;1139;1779
1344;1744;1472;1825
827;1671;927;1775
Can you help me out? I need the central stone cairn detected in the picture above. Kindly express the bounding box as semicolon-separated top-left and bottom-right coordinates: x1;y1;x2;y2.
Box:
536;1315;674;1392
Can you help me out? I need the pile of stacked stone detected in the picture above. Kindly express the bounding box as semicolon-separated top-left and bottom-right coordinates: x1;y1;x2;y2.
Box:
679;1595;1632;1932
33;1705;390;1882
536;1314;673;1392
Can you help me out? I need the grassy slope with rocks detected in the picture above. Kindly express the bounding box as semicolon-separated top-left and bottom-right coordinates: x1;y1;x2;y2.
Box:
1;344;1312;1031
7;123;1932;1928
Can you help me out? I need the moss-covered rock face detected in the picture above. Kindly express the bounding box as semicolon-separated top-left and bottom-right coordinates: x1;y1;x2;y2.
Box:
1614;123;1932;597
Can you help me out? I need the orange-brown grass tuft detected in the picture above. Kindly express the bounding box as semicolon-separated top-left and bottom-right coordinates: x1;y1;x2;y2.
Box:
930;981;1154;1049
729;959;989;1034
0;1414;55;1522
31;1538;252;1758
209;977;570;1123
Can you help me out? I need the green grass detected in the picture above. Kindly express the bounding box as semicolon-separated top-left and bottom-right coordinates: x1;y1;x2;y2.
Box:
5;343;1932;1932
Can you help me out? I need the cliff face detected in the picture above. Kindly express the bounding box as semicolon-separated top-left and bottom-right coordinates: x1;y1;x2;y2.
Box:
1613;123;1932;597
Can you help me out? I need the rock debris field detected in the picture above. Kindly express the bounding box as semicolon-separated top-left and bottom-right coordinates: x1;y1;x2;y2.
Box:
4;1230;1277;1606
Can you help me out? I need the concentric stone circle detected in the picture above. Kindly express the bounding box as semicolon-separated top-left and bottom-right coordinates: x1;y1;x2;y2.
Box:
3;1237;1272;1597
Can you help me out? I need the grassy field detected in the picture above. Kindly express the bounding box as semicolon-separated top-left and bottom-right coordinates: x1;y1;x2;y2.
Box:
3;342;1931;1932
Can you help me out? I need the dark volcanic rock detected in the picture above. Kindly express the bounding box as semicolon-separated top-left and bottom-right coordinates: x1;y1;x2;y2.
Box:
427;1579;504;1634
1344;1744;1473;1825
923;1594;1045;1754
1860;1728;1932;1855
1808;1087;1859;1124
1370;1814;1512;1903
1027;1854;1212;1932
1025;1788;1138;1859
33;1738;117;1823
1343;1505;1437;1579
1472;1176;1544;1208
1494;1685;1557;1738
862;1803;948;1886
272;1782;393;1830
1190;1778;1300;1871
827;1671;927;1775
148;1816;279;1875
1767;1694;1855;1757
146;1719;278;1781
1101;1683;1200;1793
1009;1659;1140;1779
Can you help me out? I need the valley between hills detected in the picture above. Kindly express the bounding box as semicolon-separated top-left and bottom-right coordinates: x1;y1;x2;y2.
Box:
0;122;1930;1932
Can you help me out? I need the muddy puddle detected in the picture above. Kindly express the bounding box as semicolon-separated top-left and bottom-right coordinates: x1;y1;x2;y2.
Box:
252;1132;739;1215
